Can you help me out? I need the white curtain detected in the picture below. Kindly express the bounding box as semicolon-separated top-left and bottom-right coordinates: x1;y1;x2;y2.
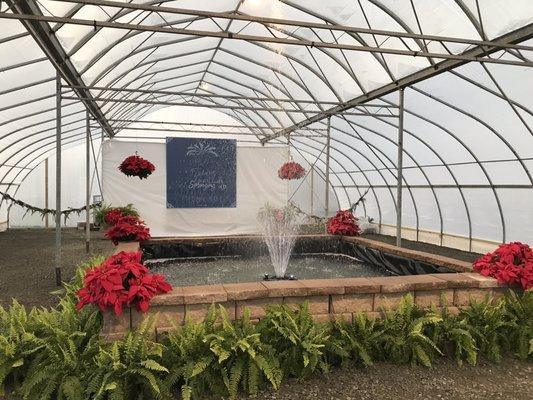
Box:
102;140;289;237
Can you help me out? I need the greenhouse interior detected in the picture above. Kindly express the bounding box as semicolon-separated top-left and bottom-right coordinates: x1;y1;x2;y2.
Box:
0;1;532;399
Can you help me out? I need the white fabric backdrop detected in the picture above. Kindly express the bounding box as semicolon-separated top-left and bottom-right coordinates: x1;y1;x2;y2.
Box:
102;140;288;237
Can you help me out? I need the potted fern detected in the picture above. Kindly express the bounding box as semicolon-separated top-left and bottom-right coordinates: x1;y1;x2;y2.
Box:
93;203;140;229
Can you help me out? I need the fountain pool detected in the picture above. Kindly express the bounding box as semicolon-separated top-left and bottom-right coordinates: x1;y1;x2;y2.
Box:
147;253;389;287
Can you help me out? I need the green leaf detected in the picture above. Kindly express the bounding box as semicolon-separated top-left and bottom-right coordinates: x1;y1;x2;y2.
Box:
11;359;24;368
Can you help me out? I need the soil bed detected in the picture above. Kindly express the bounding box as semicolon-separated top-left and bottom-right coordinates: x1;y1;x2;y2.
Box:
246;358;531;400
0;228;114;307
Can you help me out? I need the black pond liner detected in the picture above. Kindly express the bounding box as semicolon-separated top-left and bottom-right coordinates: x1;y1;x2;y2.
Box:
140;236;455;287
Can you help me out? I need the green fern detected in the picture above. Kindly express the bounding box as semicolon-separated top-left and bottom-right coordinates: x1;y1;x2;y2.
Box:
259;302;330;379
204;305;282;399
93;203;139;227
0;301;43;396
162;307;220;400
377;294;443;367
86;317;168;400
503;290;533;360
459;296;514;363
329;312;382;367
429;306;478;366
21;300;101;400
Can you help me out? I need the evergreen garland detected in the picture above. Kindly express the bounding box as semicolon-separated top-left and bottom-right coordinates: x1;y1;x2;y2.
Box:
0;190;101;223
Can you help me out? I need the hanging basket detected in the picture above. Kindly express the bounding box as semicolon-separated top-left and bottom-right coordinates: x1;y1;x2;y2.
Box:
278;161;306;180
118;154;155;179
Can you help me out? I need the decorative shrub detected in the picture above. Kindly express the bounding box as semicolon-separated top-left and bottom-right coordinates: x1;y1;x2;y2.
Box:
473;242;533;290
278;161;305;180
76;251;172;316
326;210;361;236
119;154;155;179
104;215;151;245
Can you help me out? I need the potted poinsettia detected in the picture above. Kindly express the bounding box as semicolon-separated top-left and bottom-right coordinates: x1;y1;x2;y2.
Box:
473;242;533;290
76;251;172;315
326;210;361;236
104;215;151;245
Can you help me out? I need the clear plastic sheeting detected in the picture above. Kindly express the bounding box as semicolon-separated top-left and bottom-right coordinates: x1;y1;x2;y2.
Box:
0;1;532;248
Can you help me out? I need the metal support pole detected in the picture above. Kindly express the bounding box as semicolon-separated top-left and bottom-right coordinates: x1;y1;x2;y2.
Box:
396;88;405;247
55;72;62;286
324;116;331;217
44;158;49;229
310;167;314;215
85;112;90;254
100;128;104;199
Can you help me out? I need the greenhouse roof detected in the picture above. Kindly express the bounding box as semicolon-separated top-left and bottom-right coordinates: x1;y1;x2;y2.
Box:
1;0;533;245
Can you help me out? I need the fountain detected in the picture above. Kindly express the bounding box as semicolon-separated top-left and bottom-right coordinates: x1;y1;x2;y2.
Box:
257;203;301;279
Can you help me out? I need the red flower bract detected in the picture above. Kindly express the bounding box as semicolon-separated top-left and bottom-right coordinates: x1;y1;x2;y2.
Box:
473;242;533;290
76;251;172;315
119;154;155;179
104;208;124;226
278;162;305;180
326;210;361;236
105;215;151;245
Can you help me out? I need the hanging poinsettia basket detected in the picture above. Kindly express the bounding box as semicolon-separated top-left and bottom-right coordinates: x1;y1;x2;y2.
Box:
119;154;155;179
278;161;306;180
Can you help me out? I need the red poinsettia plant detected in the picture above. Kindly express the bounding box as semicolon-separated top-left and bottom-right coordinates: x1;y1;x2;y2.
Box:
104;208;125;226
119;154;155;179
278;161;306;180
105;215;151;245
76;251;172;315
327;210;361;236
473;242;533;290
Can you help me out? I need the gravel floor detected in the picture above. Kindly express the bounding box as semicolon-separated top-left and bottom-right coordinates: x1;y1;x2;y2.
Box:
247;358;532;400
0;228;114;307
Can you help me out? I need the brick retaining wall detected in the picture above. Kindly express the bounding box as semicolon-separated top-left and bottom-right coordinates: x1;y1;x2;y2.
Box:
102;271;507;340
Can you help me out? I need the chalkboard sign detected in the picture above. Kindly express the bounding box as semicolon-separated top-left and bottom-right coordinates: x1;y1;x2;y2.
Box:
166;138;237;208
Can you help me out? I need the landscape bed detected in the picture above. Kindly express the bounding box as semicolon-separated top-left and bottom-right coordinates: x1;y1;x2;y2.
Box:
102;235;506;339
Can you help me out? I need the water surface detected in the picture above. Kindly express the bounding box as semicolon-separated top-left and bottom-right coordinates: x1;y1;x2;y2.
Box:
147;253;389;287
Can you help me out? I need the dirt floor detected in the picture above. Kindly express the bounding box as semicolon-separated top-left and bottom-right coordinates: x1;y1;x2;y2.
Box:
250;358;532;400
0;228;114;308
